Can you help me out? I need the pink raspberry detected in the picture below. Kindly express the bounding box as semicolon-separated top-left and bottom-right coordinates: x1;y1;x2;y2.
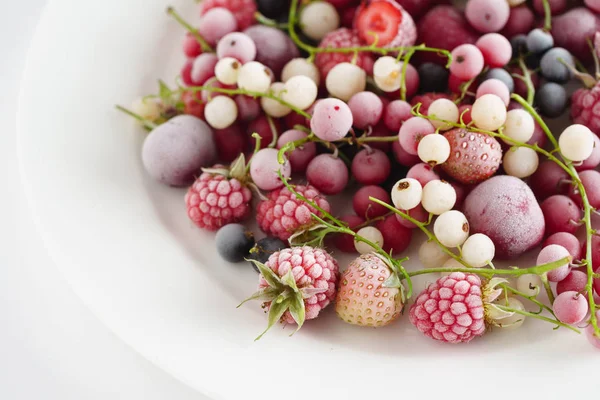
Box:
571;83;600;136
257;185;331;241
185;167;252;231
315;28;375;79
199;0;257;30
259;246;339;325
410;272;486;344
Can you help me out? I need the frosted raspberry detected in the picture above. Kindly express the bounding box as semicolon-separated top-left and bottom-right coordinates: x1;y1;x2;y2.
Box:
571;83;600;136
315;28;375;79
199;0;257;30
259;246;340;325
257;185;331;241
410;272;486;344
185;167;252;231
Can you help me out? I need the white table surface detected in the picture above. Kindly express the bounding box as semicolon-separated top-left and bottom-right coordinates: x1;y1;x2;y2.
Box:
0;1;207;398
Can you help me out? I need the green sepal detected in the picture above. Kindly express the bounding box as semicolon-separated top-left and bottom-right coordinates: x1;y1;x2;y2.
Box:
281;270;299;293
255;297;291;341
382;273;401;289
288;293;306;336
249;259;283;289
300;287;327;299
229;153;247;181
237;287;279;308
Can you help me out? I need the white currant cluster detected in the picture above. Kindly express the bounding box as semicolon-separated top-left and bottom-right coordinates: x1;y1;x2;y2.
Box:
299;1;340;41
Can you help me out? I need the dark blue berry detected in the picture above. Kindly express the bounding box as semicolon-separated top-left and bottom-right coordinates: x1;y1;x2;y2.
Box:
536;82;568;118
248;237;288;272
417;62;449;93
510;34;527;56
540;47;574;83
257;0;290;19
215;224;255;263
526;29;554;55
482;68;515;93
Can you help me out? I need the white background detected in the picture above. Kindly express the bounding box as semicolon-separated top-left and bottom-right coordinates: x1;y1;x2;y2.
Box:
0;1;206;398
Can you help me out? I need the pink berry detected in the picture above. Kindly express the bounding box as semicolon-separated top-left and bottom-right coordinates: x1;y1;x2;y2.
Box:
392;141;420;167
216;32;257;63
248;115;281;150
406;163;440;187
348;91;384;129
181;60;194;86
351;148;391;185
553;291;588;324
276;130;316;173
540;195;583;235
249;148;291;191
332;215;366;253
353;185;391;219
586;311;600;349
448;73;478;94
234;95;261;122
395;203;429;229
244;25;300;76
465;0;510;33
530;160;570;200
183;32;203;58
544;232;582;262
366;122;394;153
384;100;412;132
476;33;512;68
198;7;238;46
586;0;600;13
538;244;571;283
398;117;435;155
476;79;510;106
306;154;349;195
500;5;535;38
533;0;567;15
458;104;472;125
213;123;247;163
557;270;588;296
576;134;600;171
191;53;219;85
569;170;600;209
377;215;413;255
451;181;469;209
310;98;353;141
403;63;420;100
449;44;485;81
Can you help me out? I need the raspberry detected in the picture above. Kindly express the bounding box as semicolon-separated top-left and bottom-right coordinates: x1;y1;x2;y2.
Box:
257;185;331;241
258;246;339;325
571;83;600;136
410;92;451;115
185;167;252;231
315;28;375;79
199;0;257;30
409;272;486;343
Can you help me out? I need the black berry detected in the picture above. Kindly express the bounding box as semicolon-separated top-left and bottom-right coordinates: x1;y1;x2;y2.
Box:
248;237;288;272
482;68;514;93
215;224;255;263
417;62;449;93
536;82;568;118
257;0;290;19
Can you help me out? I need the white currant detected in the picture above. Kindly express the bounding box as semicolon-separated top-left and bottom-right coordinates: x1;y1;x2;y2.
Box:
471;94;507;131
299;1;340;41
433;210;469;248
282;75;318;110
559;124;595;162
419;240;450;269
503;147;539;178
461;233;495;268
421;180;457;215
214;57;241;85
261;82;291;118
204;96;238;129
237;61;273;93
417;134;451;165
326;62;367;101
427;99;459;131
281;58;320;85
355;227;384;255
373;56;402;92
502;109;535;143
391;178;423;210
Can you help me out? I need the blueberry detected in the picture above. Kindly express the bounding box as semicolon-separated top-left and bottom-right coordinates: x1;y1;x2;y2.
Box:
526;29;554;55
215;224;255;263
510;34;527;56
536;82;568;118
248;237;288;272
540;47;574;83
481;68;515;93
257;0;290;19
417;63;449;93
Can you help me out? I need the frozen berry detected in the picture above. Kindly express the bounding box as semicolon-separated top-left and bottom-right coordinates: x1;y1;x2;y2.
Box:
247;236;288;272
215;224;255;263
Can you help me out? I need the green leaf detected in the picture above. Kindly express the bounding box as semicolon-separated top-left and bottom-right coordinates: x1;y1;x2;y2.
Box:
255;298;290;341
250;260;283;289
237;287;279;308
281;269;299;293
158;80;172;103
288;294;306;336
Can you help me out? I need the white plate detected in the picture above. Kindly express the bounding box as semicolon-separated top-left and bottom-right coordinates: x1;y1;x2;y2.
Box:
17;1;598;398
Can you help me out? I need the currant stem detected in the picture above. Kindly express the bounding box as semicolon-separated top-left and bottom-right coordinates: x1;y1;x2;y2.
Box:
115;105;157;130
540;274;556;304
500;284;556;316
254;12;289;29
542;0;552;32
166;7;213;52
495;305;580;333
517;58;536;106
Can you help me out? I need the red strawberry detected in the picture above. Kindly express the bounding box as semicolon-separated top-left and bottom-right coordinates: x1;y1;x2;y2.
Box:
354;0;417;48
441;128;503;185
336;253;404;327
199;0;257;31
416;6;479;65
315;28;375;79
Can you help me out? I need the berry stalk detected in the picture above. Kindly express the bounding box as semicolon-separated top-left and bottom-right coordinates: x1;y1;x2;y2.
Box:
167;7;213;52
115;105;158;130
495;304;580;333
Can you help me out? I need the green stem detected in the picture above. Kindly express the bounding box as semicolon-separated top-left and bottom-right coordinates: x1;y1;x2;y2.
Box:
495;305;580;333
166;7;213;52
254;12;289;29
540;274;556;304
400;50;415;102
542;0;552;32
115;105;157;130
500;284;556;316
517;58;536;106
511;94;559;148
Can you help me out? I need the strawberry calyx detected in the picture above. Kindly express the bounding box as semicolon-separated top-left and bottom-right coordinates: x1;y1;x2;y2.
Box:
371;253;407;302
239;259;327;340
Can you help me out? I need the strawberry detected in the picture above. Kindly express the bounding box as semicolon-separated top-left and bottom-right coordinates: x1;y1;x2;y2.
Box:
416;6;479;65
354;0;417;48
335;253;404;327
441;128;503;185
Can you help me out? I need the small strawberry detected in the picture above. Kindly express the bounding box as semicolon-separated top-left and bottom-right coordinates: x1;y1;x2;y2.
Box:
185;154;253;231
354;0;417;48
410;273;512;344
415;5;479;65
199;0;257;30
240;246;340;339
441;128;503;185
315;28;375;79
336;253;405;327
